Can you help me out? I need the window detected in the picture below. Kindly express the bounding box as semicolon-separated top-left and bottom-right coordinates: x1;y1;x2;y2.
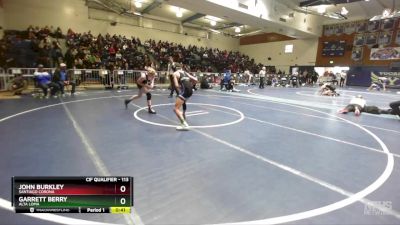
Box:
285;44;294;53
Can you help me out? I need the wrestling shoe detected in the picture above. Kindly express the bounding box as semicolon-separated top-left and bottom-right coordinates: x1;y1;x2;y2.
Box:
176;122;189;131
148;108;156;114
124;99;130;109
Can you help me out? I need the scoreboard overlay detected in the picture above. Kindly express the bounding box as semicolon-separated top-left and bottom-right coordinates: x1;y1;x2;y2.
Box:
12;177;133;214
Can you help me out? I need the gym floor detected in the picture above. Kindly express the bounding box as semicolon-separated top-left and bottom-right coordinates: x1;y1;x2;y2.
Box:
0;85;399;225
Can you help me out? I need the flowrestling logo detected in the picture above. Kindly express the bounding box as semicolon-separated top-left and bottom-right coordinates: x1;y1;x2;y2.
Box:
364;201;392;216
378;72;400;77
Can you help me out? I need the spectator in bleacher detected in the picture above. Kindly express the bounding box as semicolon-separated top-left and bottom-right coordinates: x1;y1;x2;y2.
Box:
0;41;6;68
50;41;63;67
1;25;260;72
64;47;75;69
27;25;34;33
34;64;59;98
37;42;51;67
54;27;63;39
74;58;84;69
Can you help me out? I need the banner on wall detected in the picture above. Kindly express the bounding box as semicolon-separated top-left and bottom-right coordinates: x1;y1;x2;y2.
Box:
370;47;400;60
347;67;400;88
371;71;400;89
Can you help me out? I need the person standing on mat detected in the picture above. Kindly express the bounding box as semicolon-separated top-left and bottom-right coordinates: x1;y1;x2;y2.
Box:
259;66;266;89
339;72;346;87
244;69;252;86
172;63;198;131
167;56;177;98
291;72;299;88
124;67;157;114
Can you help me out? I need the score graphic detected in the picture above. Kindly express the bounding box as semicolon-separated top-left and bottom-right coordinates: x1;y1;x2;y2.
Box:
12;177;133;213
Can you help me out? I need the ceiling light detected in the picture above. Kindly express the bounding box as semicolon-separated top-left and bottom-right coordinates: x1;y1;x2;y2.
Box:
235;27;241;33
370;8;400;21
317;5;327;14
210;20;217;26
341;7;348;15
235;29;263;37
209;28;221;34
176;8;183;17
205;15;221;21
365;0;370;1
134;1;142;8
382;9;391;17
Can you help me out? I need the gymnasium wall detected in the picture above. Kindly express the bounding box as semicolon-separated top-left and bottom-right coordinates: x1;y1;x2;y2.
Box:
0;4;4;39
2;0;239;51
238;39;318;73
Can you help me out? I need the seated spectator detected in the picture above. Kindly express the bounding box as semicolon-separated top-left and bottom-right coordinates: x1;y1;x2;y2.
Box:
200;76;213;89
9;74;27;95
33;64;59;98
54;27;63;39
54;63;76;96
1;25;261;72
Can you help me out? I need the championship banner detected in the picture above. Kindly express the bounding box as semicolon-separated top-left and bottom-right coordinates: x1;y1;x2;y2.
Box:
347;67;400;88
370;47;400;60
371;71;400;89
